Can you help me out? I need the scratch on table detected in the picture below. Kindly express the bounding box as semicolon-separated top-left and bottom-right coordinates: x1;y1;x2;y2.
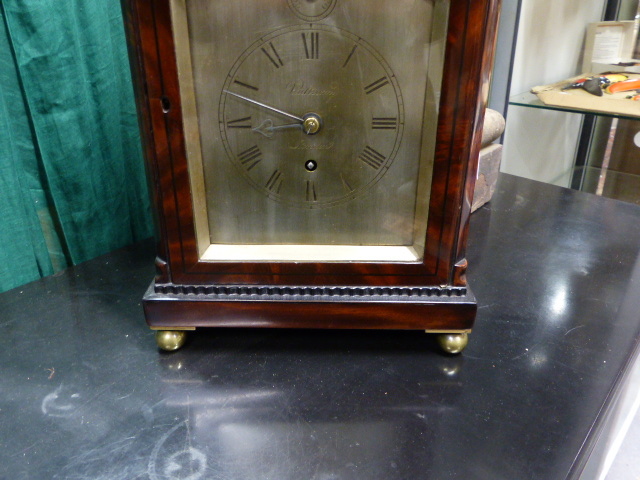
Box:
478;303;497;310
64;436;136;465
509;346;535;361
77;382;117;409
11;440;41;458
149;420;208;480
116;390;135;400
54;436;141;480
41;385;76;417
564;325;585;337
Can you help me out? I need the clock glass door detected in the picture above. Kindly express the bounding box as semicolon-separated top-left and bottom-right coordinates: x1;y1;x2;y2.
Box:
170;0;449;263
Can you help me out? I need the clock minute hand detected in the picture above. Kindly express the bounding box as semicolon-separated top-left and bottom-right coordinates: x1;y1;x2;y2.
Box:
223;90;304;123
252;119;302;138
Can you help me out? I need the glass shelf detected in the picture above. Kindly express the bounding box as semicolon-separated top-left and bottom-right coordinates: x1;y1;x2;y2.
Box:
510;91;640;206
576;166;640;206
509;91;640;121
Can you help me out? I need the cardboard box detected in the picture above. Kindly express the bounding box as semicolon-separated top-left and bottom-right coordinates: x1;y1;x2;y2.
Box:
531;74;640;118
582;21;640;73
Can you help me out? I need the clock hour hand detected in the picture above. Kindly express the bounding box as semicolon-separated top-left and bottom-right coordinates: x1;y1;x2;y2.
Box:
252;119;302;138
223;90;304;123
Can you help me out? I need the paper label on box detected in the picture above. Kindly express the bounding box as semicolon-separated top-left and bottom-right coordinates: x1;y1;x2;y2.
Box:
593;25;625;63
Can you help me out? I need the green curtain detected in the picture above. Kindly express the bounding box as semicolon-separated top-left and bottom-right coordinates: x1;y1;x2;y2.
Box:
0;1;153;293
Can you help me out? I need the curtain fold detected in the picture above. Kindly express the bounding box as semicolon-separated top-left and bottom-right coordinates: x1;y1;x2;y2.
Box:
0;1;153;293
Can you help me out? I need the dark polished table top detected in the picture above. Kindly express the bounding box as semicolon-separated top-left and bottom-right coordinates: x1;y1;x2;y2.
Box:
2;173;640;480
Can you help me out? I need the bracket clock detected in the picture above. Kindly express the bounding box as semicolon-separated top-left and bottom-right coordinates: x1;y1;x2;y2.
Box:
122;0;501;353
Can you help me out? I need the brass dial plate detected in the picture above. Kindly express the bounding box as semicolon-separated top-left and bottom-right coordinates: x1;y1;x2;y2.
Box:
171;0;448;258
219;24;404;208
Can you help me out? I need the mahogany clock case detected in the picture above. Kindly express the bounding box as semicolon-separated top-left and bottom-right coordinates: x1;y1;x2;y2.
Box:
122;0;501;332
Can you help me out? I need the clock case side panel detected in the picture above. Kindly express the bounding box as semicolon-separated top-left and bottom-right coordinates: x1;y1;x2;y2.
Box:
454;0;502;285
121;0;167;283
428;0;502;287
124;0;499;289
121;0;194;285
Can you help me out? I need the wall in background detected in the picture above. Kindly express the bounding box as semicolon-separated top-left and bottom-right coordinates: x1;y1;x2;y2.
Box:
499;0;606;186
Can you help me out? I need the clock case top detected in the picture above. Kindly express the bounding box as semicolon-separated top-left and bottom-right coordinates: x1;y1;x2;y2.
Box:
122;0;501;330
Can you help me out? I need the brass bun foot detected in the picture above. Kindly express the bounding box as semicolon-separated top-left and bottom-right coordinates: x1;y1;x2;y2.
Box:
436;333;469;354
155;330;188;352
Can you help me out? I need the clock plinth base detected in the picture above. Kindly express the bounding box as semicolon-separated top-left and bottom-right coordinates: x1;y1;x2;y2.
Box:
143;282;476;351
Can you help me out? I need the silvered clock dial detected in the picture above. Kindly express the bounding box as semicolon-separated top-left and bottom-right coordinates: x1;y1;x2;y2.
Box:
219;24;404;208
123;0;501;353
174;0;442;254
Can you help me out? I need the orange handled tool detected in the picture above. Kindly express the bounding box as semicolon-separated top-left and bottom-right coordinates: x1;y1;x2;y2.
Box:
606;78;640;94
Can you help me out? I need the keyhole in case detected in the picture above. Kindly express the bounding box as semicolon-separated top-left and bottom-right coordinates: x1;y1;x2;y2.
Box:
161;96;171;113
